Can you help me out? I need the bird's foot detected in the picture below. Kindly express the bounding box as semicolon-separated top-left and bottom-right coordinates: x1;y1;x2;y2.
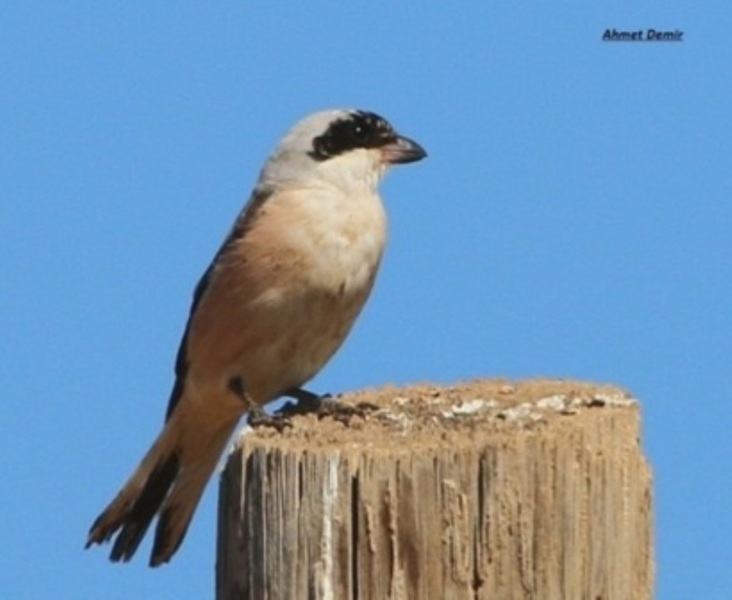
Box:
278;387;337;416
280;387;377;424
229;376;291;431
247;406;292;432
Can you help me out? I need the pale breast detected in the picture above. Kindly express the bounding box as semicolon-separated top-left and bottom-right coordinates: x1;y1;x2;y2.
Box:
187;186;387;403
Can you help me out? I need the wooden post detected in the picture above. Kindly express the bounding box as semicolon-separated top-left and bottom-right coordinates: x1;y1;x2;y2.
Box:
216;380;654;599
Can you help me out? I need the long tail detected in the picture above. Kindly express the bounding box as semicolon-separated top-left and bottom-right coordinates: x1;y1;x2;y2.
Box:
86;403;239;567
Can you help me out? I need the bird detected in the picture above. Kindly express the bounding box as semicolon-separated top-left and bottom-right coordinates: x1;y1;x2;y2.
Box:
85;109;427;567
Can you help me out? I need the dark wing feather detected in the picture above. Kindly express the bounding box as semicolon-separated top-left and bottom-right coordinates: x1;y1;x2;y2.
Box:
163;189;271;421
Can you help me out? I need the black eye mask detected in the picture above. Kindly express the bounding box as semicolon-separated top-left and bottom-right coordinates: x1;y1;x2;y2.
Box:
309;111;396;161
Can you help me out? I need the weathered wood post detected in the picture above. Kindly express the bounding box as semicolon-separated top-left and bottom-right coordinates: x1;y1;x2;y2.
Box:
216;380;654;599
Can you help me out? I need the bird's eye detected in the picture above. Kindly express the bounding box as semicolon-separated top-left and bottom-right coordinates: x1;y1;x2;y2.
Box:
351;122;371;141
309;113;393;161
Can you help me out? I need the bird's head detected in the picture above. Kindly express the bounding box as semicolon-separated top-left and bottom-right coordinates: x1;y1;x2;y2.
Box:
257;109;427;194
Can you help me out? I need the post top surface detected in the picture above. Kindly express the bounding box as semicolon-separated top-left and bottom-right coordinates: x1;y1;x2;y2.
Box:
235;379;638;452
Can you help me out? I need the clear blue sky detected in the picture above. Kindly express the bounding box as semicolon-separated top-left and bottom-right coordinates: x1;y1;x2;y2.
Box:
2;3;729;598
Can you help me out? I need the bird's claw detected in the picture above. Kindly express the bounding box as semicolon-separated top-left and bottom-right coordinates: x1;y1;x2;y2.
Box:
275;388;379;425
247;407;293;432
279;387;335;415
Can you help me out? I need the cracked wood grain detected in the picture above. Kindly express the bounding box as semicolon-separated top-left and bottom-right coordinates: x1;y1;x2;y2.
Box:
216;379;654;600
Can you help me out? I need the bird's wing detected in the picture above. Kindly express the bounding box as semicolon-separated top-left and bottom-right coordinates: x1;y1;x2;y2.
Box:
164;189;271;420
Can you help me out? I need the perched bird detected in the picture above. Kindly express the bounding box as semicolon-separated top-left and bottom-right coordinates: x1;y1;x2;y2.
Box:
85;109;426;566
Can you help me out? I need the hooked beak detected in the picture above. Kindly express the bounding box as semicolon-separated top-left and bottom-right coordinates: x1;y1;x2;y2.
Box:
381;134;427;165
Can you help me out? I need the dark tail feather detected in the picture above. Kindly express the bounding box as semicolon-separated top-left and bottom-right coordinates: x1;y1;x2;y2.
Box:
86;403;239;566
149;500;193;567
147;420;237;566
86;420;182;562
108;453;180;562
85;451;180;562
